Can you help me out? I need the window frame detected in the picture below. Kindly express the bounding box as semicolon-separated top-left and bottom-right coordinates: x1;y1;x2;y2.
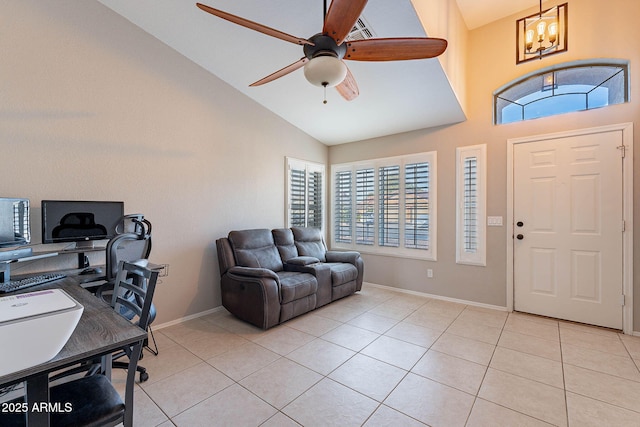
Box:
331;152;437;260
286;157;325;231
494;60;629;125
455;144;487;266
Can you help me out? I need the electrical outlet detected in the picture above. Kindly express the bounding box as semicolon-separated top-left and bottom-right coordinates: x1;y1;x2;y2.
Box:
159;263;169;277
427;269;433;278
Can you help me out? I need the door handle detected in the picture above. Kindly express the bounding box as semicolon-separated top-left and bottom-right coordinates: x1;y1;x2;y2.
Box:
516;234;524;240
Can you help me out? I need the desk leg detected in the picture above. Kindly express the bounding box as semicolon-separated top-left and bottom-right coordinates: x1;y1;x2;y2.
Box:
25;374;50;426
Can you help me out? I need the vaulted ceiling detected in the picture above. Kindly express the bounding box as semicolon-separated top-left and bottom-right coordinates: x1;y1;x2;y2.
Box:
98;0;539;145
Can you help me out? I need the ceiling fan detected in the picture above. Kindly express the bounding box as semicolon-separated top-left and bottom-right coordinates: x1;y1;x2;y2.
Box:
195;0;447;102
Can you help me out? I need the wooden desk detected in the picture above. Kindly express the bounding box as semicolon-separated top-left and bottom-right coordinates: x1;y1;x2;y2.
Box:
0;277;146;426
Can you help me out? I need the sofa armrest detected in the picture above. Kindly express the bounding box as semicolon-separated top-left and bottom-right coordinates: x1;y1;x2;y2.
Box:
285;256;320;266
326;251;361;264
228;266;279;281
222;268;281;329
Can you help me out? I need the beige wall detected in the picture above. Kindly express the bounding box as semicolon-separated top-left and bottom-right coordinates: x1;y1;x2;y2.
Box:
2;1;327;324
330;0;640;330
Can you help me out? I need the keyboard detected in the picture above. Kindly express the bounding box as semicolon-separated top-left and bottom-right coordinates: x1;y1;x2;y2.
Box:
0;273;67;294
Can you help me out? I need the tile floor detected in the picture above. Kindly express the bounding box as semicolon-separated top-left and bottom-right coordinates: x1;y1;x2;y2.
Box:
114;284;640;427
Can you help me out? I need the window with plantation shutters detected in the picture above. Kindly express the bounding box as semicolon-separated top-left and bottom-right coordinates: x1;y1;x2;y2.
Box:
286;158;325;230
456;145;486;266
331;152;436;260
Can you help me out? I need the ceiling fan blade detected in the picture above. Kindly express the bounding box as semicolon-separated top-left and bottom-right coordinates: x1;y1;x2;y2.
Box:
323;0;368;46
344;38;448;61
335;66;359;101
196;3;313;46
249;57;309;87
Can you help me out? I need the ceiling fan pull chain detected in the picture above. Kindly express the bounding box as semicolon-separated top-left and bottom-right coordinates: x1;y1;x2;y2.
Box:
323;84;328;104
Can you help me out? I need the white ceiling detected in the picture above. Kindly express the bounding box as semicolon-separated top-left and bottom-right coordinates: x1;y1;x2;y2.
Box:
97;0;538;145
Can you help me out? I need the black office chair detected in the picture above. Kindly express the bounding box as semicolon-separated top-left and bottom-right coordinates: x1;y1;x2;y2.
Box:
1;261;159;427
97;215;158;381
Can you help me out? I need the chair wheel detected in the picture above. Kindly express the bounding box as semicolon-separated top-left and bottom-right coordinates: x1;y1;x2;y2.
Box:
139;372;149;382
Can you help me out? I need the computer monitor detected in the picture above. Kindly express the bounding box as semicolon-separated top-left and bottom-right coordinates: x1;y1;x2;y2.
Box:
41;200;124;249
0;198;30;248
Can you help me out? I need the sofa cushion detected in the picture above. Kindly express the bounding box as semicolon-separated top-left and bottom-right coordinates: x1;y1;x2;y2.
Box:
326;262;358;286
276;271;317;304
291;227;326;262
272;228;298;261
229;229;283;272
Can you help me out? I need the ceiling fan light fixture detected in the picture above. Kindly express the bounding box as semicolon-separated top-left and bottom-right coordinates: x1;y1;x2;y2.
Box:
303;55;347;88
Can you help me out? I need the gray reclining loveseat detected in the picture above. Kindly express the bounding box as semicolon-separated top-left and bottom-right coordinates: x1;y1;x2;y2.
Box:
216;227;364;329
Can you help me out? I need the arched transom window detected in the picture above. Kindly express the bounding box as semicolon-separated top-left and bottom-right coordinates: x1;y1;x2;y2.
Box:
494;61;628;124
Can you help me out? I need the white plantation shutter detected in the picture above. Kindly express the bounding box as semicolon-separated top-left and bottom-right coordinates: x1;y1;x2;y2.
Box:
378;165;400;247
404;162;430;250
334;169;352;244
355;168;375;245
286;158;325;230
456;145;486;265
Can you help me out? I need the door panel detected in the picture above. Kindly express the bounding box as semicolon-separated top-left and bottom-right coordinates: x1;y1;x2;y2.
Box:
513;130;622;329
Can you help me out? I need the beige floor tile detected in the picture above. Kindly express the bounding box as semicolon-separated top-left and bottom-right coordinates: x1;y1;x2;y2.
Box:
363;404;428;427
560;327;628;357
261;412;302;427
404;308;458;332
423;299;467;317
206;341;280;381
384;373;475;427
384;321;442;348
348;311;400;333
284;313;342;336
143;362;234;417
131;386;171;427
558;320;621;338
490;346;564;388
446;318;503;345
620;334;640;359
562;342;640;381
361;335;427;370
497;330;561;361
313;299;367;323
283;378;379;427
159;318;214;342
240;358;322;409
366;303;416;320
385;293;431;310
431;332;495;366
286;338;355;375
564;364;640;412
466;398;555;427
252;325;316;356
321;323;381;351
504;315;559;341
329;353;407;402
172;383;276;427
137;343;204;387
478;368;567;427
566;392;640;427
206;310;270;338
457;307;508;329
412;350;486;395
176;327;249;360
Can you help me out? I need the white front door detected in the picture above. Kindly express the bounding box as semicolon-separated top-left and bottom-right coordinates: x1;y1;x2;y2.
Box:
513;129;623;329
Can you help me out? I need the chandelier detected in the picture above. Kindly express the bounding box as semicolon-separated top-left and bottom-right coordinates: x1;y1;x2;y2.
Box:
516;1;568;64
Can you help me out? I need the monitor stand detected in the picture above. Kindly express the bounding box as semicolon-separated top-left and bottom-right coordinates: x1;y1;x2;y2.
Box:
74;241;96;250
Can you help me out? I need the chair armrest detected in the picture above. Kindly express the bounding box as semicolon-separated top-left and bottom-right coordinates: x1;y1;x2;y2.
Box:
326;251;361;264
227;266;279;281
285;256;320;266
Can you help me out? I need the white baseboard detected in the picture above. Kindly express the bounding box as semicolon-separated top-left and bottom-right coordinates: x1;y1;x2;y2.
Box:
363;282;508;312
153;306;226;331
